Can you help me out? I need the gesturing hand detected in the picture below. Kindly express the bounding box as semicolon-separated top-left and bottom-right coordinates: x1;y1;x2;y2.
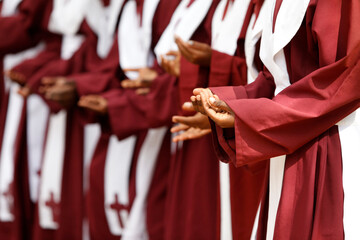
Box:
171;102;212;142
191;88;235;128
40;76;77;108
121;67;158;95
78;95;108;115
175;36;212;66
160;50;180;77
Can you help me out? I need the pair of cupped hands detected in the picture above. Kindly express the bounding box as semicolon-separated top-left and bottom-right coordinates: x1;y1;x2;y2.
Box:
5;36;235;141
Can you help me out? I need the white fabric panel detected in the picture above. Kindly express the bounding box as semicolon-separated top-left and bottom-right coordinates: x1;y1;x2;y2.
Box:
118;0;160;76
60;34;85;60
244;0;270;84
211;0;250;55
83;123;101;192
105;135;137;236
337;109;360;238
38;111;67;229
1;0;22;16
122;127;167;240
26;95;49;202
219;162;232;240
0;84;23;221
48;0;88;35
86;0;124;58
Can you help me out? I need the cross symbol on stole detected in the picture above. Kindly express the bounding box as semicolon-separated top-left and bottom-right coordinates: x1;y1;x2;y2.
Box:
45;192;60;224
110;194;128;229
2;182;14;215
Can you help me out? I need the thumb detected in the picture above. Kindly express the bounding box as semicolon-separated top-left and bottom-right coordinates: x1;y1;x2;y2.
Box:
209;97;231;112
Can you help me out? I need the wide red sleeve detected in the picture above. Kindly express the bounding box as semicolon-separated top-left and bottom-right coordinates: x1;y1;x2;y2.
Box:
0;0;50;54
11;36;62;80
224;45;360;167
102;72;177;140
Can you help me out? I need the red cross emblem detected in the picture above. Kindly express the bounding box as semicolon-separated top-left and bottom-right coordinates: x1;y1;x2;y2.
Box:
45;192;60;224
110;194;128;229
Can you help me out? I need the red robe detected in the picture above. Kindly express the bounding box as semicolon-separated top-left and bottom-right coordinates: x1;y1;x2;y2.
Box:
0;0;54;239
207;1;267;239
84;0;180;238
210;0;360;238
163;1;227;240
6;5;105;240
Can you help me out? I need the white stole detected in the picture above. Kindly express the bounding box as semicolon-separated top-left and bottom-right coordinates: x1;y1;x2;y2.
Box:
258;0;310;239
105;0;167;237
38;0;87;230
1;0;22;16
154;0;212;64
0;42;45;222
86;0;125;58
48;0;88;36
244;0;270;84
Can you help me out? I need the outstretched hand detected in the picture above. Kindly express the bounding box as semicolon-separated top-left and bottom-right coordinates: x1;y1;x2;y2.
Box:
40;76;77;108
191;88;235;128
121;67;158;95
78;95;108;115
160;50;180;77
171;102;212;142
175;36;212;66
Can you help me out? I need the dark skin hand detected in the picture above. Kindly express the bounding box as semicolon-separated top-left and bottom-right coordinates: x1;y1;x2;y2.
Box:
121;67;158;95
192;88;235;128
40;76;77;108
5;70;26;86
171;102;212;142
175;36;212;66
78;95;108;115
160;50;180;77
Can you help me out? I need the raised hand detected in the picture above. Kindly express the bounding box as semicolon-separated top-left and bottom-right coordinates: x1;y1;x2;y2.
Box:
78;95;108;115
171;102;212;142
160;50;180;77
121;67;158;95
175;36;212;66
40;76;77;108
191;88;235;128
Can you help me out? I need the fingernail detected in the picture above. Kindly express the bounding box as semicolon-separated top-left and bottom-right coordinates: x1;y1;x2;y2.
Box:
209;97;216;104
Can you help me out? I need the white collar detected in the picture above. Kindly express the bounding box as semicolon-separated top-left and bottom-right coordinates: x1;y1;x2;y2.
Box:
1;0;22;16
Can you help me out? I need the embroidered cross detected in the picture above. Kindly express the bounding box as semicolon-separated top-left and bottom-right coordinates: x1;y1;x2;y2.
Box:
45;192;60;224
110;194;128;229
3;182;14;215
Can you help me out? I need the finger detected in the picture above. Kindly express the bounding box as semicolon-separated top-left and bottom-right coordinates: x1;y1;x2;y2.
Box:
166;50;179;57
193;88;205;96
175;37;193;60
182;102;195;112
187;40;209;51
122;68;141;72
135;88;150;95
190;95;200;113
170;123;189;133
17;87;31;98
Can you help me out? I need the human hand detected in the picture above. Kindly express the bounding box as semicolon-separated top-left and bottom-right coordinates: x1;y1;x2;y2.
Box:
121;67;158;95
175;36;212;66
40;76;77;108
160;50;180;77
192;88;235;128
5;70;26;86
78;95;108;115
